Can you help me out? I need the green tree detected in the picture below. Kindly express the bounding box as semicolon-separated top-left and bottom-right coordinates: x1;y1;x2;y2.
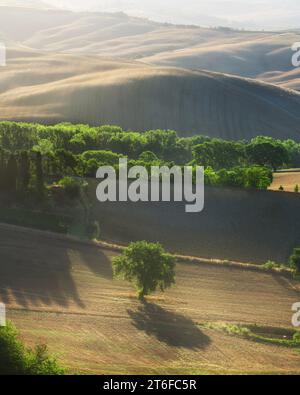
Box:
246;140;289;170
19;151;31;193
32;139;54;156
244;166;273;190
55;149;78;176
34;151;45;198
58;176;85;199
204;167;219;186
0;321;65;375
193;139;245;170
112;241;176;299
289;248;300;273
0;148;7;191
5;154;18;194
294;184;299;193
139;151;158;162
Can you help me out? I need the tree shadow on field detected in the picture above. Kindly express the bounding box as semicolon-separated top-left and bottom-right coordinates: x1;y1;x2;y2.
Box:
0;236;84;309
127;301;211;349
271;273;300;296
76;245;113;280
0;226;112;309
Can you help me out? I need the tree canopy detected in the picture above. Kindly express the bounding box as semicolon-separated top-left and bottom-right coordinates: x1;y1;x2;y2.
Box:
112;241;176;299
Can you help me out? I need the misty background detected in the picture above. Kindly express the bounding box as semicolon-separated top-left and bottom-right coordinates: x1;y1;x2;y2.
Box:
14;0;300;30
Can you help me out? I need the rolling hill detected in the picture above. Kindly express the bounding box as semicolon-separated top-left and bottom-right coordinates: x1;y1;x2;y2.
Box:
1;49;300;139
1;223;299;374
1;7;300;139
141;31;300;88
1;4;300;377
0;6;299;88
88;184;300;264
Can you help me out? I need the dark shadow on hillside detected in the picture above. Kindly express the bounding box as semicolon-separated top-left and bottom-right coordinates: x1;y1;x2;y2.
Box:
0;226;112;308
0;237;84;309
127;301;211;349
76;245;113;280
271;273;300;296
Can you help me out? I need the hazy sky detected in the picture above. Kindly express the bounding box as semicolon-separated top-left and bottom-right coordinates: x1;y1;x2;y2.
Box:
22;0;300;30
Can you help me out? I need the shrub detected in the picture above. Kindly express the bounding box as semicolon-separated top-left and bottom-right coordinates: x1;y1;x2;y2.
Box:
289;248;300;273
262;260;277;270
295;184;299;193
244;166;273;190
80;150;122;166
112;241;176;299
293;332;300;342
138;151;158;162
0;321;65;375
204;167;219;186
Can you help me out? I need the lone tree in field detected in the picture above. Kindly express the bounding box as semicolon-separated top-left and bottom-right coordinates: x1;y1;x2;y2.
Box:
112;241;176;299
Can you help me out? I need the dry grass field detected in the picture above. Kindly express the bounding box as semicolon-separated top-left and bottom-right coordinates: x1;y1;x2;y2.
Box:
270;171;300;193
1;223;300;374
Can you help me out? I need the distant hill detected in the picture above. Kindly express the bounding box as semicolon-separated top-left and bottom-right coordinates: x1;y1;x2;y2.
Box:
1;50;300;140
0;7;299;89
141;32;300;90
0;1;53;8
1;7;300;139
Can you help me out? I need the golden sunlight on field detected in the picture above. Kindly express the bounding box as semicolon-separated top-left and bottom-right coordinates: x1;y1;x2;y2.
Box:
1;224;300;374
269;171;300;192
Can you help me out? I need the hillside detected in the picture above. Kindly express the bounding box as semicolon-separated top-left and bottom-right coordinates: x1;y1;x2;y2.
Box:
1;50;300;139
0;6;299;89
142;32;300;89
88;183;300;264
1;7;300;139
1;223;299;374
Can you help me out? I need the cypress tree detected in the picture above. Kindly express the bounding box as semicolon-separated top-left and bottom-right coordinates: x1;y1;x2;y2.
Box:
5;154;18;195
0;149;6;191
19;151;30;193
35;151;45;198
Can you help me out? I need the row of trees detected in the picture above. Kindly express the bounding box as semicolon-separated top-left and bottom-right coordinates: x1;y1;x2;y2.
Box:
204;166;273;190
192;137;289;170
0;122;298;169
0;146;274;198
0;149;44;198
0;122;297;197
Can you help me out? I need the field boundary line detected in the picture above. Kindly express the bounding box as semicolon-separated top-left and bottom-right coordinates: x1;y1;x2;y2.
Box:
95;240;295;278
0;222;295;278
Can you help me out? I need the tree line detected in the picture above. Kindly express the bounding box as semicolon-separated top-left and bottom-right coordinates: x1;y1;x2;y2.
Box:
0;121;297;195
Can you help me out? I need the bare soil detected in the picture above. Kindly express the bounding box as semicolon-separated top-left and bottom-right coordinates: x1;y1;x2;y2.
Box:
1;224;299;374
